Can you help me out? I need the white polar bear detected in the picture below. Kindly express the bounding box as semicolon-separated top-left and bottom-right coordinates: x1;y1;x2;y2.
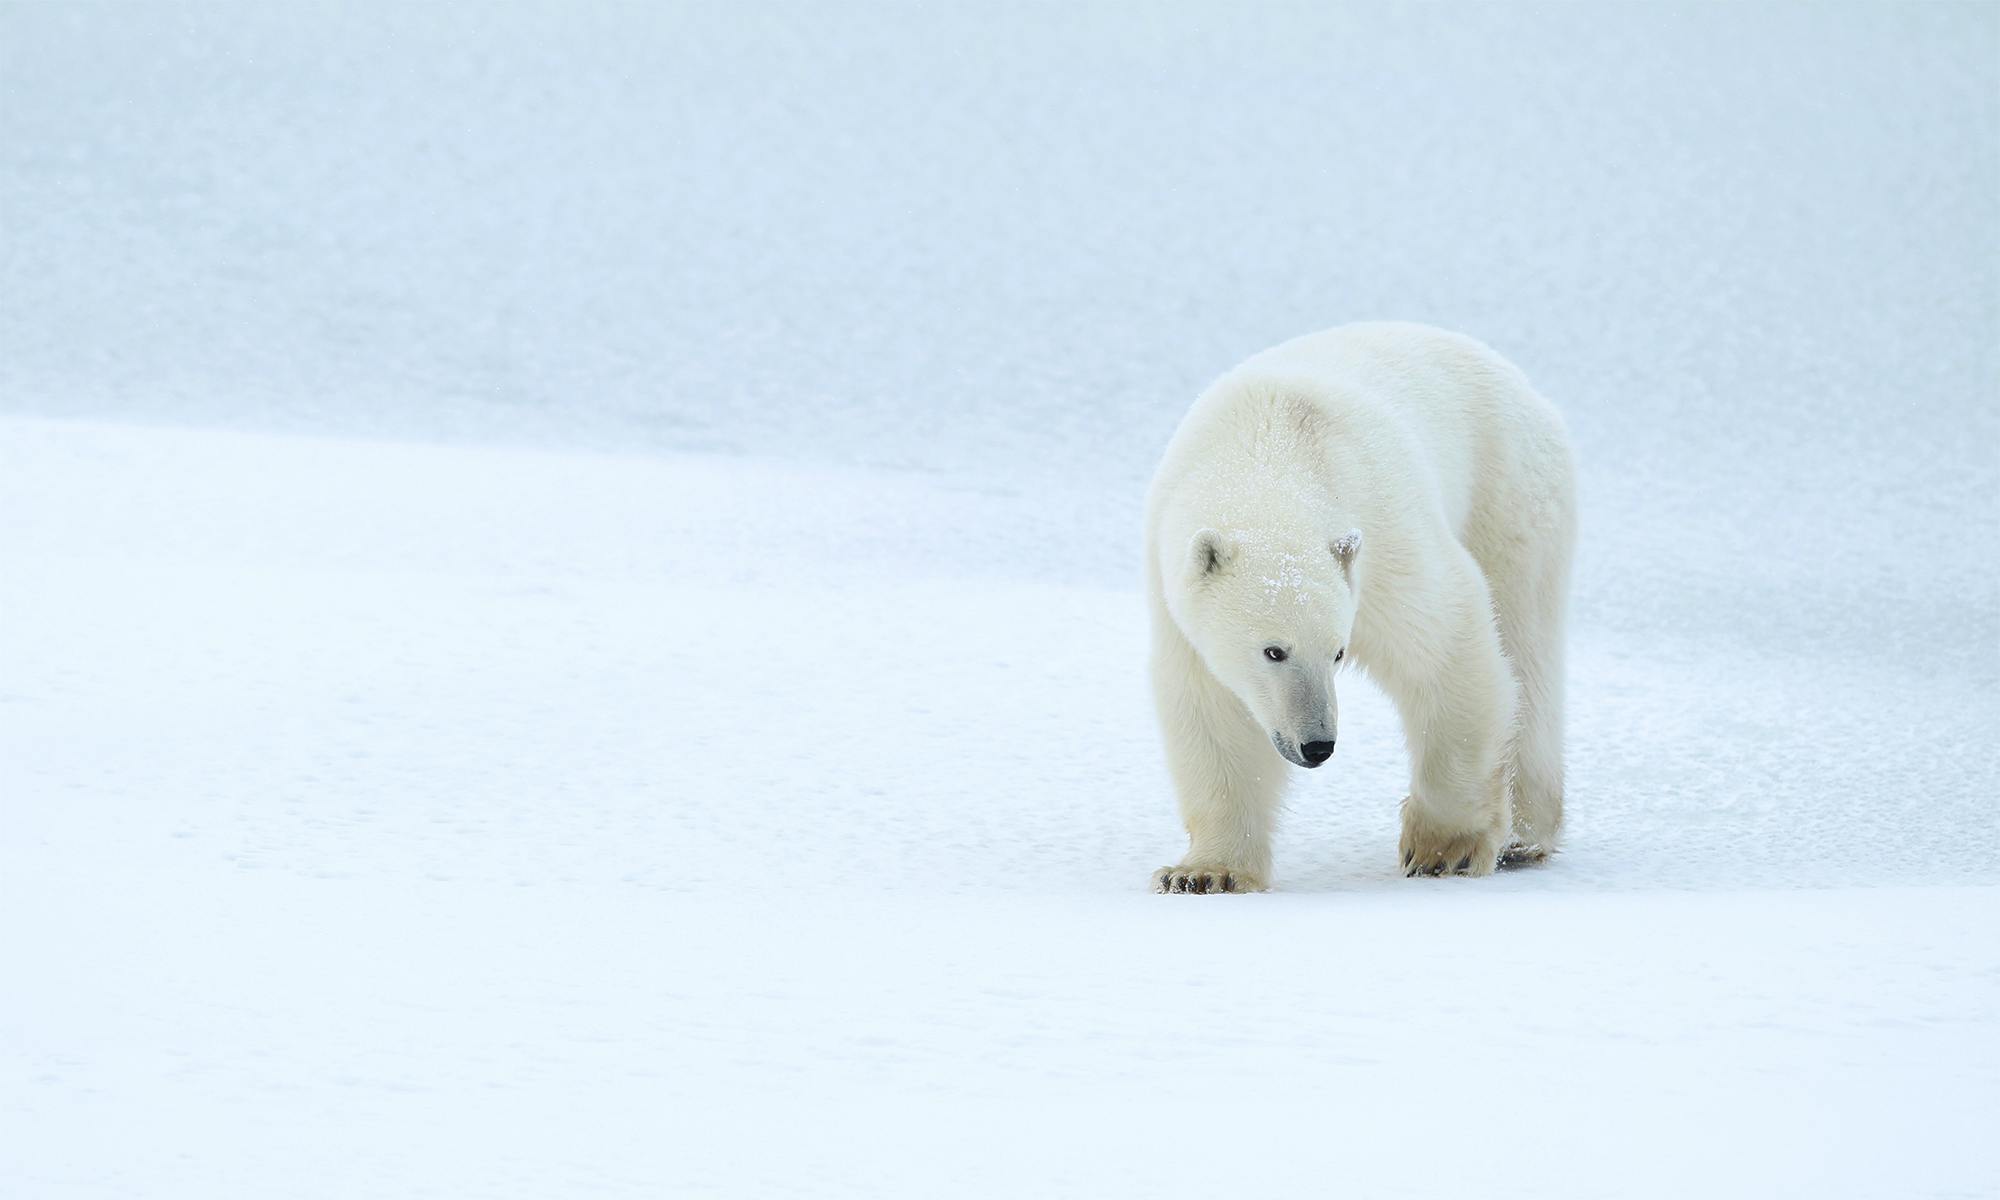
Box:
1146;322;1576;893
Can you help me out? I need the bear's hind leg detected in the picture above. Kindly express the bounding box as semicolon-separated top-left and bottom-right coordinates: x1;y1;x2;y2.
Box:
1487;523;1573;861
1500;633;1564;864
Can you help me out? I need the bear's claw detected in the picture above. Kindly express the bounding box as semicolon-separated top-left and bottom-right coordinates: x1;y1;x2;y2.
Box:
1152;865;1264;894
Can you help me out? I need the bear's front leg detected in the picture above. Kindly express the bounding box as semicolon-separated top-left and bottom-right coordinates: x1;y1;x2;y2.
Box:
1399;787;1508;877
1150;615;1284;894
1393;598;1518;878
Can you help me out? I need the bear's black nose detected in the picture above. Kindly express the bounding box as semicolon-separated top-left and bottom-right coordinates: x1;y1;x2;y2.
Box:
1300;740;1336;767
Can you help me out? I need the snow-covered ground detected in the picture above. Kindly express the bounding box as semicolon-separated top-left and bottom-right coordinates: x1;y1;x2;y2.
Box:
7;420;1996;1197
4;2;1998;1197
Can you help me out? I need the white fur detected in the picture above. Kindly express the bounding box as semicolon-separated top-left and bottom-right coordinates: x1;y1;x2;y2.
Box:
1146;322;1576;893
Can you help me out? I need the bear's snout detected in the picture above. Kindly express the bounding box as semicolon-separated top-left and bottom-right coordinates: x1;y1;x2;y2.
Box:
1300;739;1336;767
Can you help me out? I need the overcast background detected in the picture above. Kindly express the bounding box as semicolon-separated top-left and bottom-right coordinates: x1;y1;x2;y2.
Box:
7;3;1995;630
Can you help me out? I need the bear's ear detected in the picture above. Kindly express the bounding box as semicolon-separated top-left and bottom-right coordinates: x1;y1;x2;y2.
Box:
1186;528;1237;580
1330;528;1362;579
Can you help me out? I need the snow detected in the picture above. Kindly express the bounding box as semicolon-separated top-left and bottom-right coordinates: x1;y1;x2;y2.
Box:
7;419;1997;1196
3;2;1998;1197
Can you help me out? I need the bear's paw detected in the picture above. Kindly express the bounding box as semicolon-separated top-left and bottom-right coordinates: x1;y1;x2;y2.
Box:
1398;805;1504;878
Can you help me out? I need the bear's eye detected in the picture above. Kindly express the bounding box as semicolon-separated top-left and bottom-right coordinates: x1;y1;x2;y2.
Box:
1263;646;1287;663
1335;649;1345;663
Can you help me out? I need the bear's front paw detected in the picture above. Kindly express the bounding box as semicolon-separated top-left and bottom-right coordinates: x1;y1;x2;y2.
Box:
1398;803;1503;878
1151;864;1265;894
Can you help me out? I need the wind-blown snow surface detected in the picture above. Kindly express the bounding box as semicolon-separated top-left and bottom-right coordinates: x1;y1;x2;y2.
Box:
4;2;1999;1197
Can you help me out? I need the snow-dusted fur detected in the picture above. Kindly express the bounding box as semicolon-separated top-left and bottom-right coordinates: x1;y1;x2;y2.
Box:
1147;322;1576;893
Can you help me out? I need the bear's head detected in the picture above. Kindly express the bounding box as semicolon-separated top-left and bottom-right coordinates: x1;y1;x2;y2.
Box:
1169;526;1362;769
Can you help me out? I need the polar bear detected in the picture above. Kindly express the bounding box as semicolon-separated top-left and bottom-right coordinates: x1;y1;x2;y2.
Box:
1147;322;1575;893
